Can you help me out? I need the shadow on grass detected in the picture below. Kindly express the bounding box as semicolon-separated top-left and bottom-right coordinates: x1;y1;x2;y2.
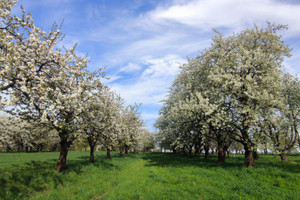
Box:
140;152;300;173
0;153;118;200
141;152;245;169
254;154;300;174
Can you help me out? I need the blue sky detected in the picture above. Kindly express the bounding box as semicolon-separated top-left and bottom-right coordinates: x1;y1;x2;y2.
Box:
13;0;300;130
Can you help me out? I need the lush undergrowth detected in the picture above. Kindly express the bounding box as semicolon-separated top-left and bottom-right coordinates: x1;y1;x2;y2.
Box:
0;151;299;200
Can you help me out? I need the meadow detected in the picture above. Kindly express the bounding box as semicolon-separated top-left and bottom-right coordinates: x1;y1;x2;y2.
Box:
0;151;299;200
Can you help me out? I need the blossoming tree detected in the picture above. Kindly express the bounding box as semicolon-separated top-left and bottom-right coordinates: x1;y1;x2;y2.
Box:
0;0;106;171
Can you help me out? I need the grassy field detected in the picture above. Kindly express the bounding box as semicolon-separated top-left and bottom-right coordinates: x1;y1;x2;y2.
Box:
0;151;299;200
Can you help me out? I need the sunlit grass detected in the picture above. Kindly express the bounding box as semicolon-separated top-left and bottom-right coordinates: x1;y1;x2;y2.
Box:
0;152;299;200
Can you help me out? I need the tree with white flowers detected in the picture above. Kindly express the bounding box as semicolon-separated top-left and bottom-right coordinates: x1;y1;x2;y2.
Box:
0;115;28;152
99;93;125;159
0;115;59;152
118;104;144;156
79;87;123;162
138;128;155;152
259;74;299;161
206;24;291;167
156;23;296;167
0;0;105;171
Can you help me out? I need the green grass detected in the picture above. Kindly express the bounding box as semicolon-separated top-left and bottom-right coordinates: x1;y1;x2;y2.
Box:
0;152;299;200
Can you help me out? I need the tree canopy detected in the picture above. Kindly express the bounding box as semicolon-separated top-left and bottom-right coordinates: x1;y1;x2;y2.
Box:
155;23;299;167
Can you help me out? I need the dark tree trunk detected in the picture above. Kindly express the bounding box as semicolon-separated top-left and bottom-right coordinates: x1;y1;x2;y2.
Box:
125;145;129;156
264;148;268;155
195;144;200;157
244;144;254;167
37;144;42;152
182;147;186;155
253;149;259;160
211;148;215;154
120;148;123;157
204;145;210;159
217;142;226;163
195;148;200;157
203;140;210;159
51;144;58;152
280;153;288;162
106;147;111;159
194;137;201;157
90;146;95;163
18;144;23;152
88;137;96;163
188;146;192;155
56;137;71;172
172;147;176;154
227;150;230;158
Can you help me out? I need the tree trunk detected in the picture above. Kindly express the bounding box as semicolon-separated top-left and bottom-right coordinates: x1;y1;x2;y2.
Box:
264;148;268;155
18;144;23;152
280;153;288;162
253;149;259;160
217;142;226;163
88;138;96;163
106;147;111;160
204;145;209;159
172;147;176;154
90;145;95;163
120;148;123;157
227;150;230;158
56;137;71;172
51;144;58;152
211;148;215;154
188;146;192;155
194;136;201;157
124;145;129;156
195;144;200;157
90;147;95;162
244;144;254;167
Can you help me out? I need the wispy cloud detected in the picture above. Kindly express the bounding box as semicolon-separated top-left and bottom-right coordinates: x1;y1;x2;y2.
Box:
148;0;300;35
110;55;185;105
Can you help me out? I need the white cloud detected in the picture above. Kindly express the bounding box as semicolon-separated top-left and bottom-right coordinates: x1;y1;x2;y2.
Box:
110;55;186;106
119;63;142;73
83;0;300;74
148;0;300;36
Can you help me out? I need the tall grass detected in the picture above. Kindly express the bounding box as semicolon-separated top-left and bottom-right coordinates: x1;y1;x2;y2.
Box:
0;152;299;200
